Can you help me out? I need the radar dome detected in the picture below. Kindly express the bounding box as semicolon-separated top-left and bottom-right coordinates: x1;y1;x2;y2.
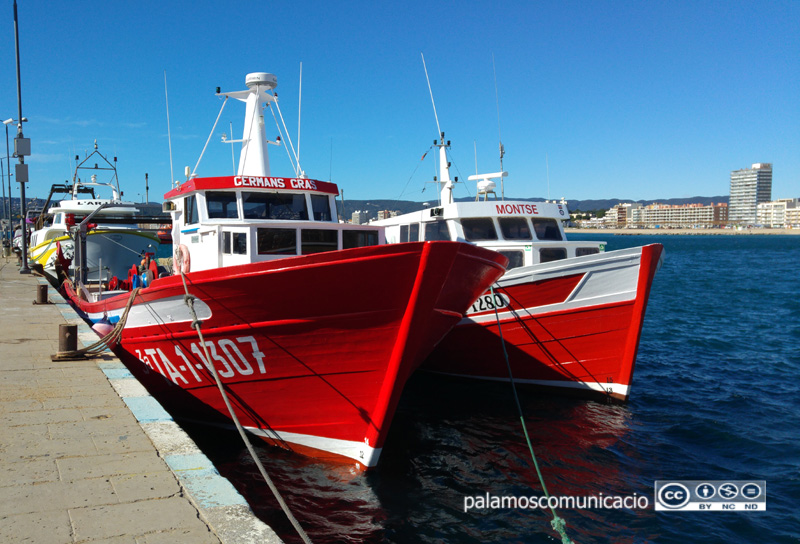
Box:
477;179;496;194
245;72;277;90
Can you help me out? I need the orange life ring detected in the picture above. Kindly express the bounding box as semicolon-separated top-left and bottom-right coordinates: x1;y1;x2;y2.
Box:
174;244;191;275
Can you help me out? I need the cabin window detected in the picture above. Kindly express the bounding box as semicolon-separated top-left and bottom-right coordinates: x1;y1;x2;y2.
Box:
185;195;198;224
461;218;498;241
532;218;562;241
343;230;379;249
257;228;296;255
576;247;600;257
424;221;451;241
499;250;525;270
206;191;239;219
311;194;333;222
242;192;308;220
409;223;420;242
499;217;532;240
540;247;567;263
233;232;247;255
400;225;409;242
222;232;231;254
301;229;338;255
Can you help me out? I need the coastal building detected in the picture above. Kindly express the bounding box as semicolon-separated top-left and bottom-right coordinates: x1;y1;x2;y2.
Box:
729;163;772;225
351;210;368;225
757;198;799;228
604;203;639;228
603;202;728;228
376;210;400;220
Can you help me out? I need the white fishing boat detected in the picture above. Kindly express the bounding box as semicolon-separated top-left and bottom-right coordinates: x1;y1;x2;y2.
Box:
373;133;663;400
28;143;166;282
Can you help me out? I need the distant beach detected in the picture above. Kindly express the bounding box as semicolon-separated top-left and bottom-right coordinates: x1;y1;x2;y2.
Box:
565;227;800;236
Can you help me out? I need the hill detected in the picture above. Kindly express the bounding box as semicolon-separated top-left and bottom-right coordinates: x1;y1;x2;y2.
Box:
339;195;730;219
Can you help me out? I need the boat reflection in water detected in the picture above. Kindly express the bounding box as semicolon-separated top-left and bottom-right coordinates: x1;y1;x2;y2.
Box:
190;374;642;543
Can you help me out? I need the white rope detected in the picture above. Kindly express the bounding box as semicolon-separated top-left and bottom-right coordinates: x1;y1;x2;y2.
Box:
175;255;312;544
192;96;229;178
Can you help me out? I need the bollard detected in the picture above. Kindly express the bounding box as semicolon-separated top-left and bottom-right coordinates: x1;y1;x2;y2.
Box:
58;324;78;353
34;284;49;304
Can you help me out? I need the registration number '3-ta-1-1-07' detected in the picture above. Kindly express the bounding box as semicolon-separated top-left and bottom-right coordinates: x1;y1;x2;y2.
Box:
134;335;266;385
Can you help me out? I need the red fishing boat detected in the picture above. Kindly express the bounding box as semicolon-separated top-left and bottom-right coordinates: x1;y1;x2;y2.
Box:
374;132;662;401
62;72;507;467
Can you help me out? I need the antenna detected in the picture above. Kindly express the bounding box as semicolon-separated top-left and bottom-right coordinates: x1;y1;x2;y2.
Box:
164;71;175;188
492;53;505;199
229;122;235;174
474;140;478;175
297;62;302;177
421;53;441;137
546;153;550;200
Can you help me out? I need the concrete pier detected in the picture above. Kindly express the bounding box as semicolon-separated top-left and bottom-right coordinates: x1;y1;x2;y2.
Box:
0;258;281;543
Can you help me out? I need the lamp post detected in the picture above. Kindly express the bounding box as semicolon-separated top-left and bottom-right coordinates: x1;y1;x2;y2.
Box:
4;117;27;259
13;0;30;274
3;118;24;244
0;157;6;243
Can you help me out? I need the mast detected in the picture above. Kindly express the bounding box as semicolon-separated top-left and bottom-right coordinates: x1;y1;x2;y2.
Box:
219;73;278;177
435;133;455;205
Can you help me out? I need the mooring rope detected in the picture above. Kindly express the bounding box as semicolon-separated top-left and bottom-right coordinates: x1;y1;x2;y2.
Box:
56;283;140;358
489;284;574;544
175;257;312;544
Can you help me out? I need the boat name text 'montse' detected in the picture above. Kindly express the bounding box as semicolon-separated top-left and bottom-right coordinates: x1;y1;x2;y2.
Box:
496;203;540;215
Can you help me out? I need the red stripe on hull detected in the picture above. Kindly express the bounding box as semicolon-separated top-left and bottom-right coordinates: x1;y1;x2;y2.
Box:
425;244;663;401
64;241;507;466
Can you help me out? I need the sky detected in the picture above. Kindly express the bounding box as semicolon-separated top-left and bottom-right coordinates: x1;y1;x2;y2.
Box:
0;0;797;205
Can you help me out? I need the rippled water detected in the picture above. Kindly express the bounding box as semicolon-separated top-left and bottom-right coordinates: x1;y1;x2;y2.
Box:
184;234;800;543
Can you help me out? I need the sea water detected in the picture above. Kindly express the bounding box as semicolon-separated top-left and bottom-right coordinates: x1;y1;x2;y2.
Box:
185;234;800;543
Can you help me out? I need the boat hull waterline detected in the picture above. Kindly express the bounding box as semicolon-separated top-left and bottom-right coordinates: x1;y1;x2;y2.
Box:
425;244;663;401
64;241;507;467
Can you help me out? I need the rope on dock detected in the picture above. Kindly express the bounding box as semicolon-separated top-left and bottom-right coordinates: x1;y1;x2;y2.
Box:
489;284;574;544
175;255;312;544
53;283;140;359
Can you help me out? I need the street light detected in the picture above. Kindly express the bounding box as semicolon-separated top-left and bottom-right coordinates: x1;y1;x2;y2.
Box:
3;117;26;246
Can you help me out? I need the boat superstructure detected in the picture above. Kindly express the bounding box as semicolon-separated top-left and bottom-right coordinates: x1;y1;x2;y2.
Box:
373;133;662;400
62;72;507;467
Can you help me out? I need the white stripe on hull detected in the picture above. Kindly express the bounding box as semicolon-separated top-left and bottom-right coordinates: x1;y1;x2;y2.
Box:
86;295;212;328
245;427;382;467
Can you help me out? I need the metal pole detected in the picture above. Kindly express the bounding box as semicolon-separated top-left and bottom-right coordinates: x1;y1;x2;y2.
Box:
4;125;11;243
14;0;29;274
0;158;5;239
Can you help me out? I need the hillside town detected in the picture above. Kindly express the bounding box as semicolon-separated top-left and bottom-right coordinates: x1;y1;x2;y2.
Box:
348;162;798;230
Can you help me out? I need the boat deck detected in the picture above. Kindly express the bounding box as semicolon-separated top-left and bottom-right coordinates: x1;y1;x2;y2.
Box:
0;257;279;543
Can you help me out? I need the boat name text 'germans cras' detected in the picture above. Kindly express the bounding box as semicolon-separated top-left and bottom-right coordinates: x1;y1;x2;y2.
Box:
134;335;267;385
495;203;539;215
234;176;318;190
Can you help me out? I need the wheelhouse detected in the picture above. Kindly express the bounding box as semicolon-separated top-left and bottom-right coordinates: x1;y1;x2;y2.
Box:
166;175;384;272
378;200;603;270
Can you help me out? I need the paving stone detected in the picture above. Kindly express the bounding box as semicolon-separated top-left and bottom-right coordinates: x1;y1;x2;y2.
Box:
0;509;73;543
0;478;118;515
70;497;209;541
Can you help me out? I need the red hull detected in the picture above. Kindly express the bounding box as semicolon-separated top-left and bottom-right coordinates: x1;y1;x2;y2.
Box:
64;242;506;467
425;244;663;401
